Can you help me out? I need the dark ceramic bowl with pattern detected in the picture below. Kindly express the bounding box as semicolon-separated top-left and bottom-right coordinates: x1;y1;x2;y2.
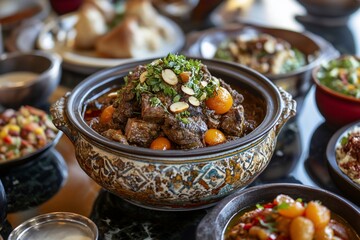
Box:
50;57;296;211
196;183;360;239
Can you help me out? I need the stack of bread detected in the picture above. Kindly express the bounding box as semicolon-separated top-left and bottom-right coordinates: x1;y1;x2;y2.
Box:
74;0;173;58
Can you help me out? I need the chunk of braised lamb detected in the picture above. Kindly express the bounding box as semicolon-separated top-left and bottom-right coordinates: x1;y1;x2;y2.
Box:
112;100;139;128
127;65;147;82
220;106;245;137
162;115;207;149
219;79;244;106
101;129;129;145
119;65;147;102
141;93;170;123
203;108;221;129
125;118;160;147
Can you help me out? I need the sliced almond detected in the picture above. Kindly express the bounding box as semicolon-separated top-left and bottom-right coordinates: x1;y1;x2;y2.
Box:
140;71;148;83
162;69;178;85
181;85;195;95
200;81;208;88
264;40;275;54
179;71;191;83
170;102;189;113
189;96;200;107
151;59;162;66
107;92;118;98
212;77;220;86
200;92;207;101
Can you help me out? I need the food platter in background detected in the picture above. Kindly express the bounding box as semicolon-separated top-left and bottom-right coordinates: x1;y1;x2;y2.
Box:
326;121;360;204
37;13;185;74
183;23;339;105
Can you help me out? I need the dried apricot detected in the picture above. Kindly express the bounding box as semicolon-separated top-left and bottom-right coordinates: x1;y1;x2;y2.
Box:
150;136;172;150
205;87;233;114
305;201;330;229
204;129;226;146
278;201;305;218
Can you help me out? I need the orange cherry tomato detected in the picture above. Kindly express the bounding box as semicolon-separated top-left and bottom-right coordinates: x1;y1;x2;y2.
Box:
205;87;233;114
204;129;226;146
278;201;305;218
100;105;115;124
179;71;191;83
150;136;172;150
305;201;330;229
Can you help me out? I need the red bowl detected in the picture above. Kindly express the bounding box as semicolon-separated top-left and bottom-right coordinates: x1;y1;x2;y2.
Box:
313;65;360;128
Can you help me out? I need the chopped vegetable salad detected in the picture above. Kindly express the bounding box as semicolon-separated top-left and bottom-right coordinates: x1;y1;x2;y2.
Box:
317;56;360;99
0;106;58;161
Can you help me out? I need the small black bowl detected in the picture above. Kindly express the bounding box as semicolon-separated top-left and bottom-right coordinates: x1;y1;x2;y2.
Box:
326;121;360;204
196;183;360;240
0;179;6;227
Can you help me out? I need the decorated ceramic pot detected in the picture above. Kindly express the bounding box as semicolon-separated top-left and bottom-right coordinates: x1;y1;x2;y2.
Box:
51;58;296;210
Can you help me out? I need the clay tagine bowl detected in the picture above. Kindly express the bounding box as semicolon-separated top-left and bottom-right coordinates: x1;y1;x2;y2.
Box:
50;57;296;210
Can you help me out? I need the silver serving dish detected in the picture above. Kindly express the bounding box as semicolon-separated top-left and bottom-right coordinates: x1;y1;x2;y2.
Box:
8;212;98;240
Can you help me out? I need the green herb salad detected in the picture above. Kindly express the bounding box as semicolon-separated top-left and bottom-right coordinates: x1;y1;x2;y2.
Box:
317;55;360;99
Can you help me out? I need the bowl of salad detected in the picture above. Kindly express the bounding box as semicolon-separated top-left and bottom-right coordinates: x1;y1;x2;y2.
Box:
0;105;61;168
313;55;360;127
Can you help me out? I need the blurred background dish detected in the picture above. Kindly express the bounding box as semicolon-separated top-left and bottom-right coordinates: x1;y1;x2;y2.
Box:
0;105;61;169
185;23;339;106
37;1;185;74
0;0;49;32
196;183;360;240
326;121;360;204
297;0;360;18
313;55;360;128
0;51;62;109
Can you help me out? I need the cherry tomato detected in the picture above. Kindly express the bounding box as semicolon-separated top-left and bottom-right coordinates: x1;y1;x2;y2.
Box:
150;136;172;150
204;129;226;146
100;105;115;124
205;87;233;114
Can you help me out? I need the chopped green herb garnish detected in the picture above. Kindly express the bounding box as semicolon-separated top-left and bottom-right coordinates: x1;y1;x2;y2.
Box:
259;219;277;233
340;136;349;146
176;110;190;124
276;202;290;210
256;203;264;210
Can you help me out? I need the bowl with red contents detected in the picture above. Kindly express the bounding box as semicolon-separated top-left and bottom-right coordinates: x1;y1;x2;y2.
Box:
50;54;296;210
0;105;61;168
326;120;360;204
313;55;360;128
196;183;360;240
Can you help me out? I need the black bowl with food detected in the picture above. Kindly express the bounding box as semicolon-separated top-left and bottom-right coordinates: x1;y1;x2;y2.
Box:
0;105;61;169
51;54;296;210
326;120;360;204
185;23;339;103
196;183;360;239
